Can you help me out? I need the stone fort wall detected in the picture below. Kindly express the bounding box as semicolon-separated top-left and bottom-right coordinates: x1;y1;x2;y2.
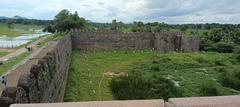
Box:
0;35;72;107
71;29;200;52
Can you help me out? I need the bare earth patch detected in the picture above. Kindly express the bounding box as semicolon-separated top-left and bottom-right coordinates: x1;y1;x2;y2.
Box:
104;71;127;77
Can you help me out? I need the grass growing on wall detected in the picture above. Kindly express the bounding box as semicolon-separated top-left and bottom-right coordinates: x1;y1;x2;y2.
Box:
64;50;240;101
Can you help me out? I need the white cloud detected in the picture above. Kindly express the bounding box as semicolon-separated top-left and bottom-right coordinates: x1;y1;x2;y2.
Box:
0;0;239;24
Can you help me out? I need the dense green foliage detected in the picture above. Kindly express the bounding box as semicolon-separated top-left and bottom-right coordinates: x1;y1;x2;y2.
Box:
219;70;240;91
64;50;240;102
44;9;88;33
199;81;221;96
111;71;181;100
202;42;234;53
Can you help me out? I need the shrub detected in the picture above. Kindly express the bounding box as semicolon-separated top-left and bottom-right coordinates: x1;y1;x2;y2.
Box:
150;65;160;71
203;42;234;53
196;57;209;64
218;67;226;73
237;55;240;62
199;81;221;96
152;59;158;64
213;42;234;53
235;71;240;80
233;46;240;62
219;70;240;91
215;60;231;66
110;71;181;100
200;43;210;51
233;46;240;54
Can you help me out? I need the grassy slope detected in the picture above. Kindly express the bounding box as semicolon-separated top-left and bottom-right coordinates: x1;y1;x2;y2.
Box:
0;51;31;75
64;50;240;101
0;23;43;37
0;51;8;57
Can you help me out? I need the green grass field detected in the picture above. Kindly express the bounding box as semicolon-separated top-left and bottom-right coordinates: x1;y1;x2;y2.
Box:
0;23;43;37
0;51;8;57
64;50;240;101
0;51;31;75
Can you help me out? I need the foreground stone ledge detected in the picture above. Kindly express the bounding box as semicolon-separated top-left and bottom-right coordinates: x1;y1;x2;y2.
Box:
10;100;164;107
168;95;240;107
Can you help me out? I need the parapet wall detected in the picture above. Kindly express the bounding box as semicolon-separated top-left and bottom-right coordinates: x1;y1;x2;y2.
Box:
9;95;240;107
0;35;72;107
71;29;200;51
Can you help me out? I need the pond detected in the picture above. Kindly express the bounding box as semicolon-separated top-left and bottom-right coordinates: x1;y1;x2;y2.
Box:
0;32;51;48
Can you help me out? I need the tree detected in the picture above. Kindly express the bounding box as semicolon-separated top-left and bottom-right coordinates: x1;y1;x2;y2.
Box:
7;19;14;29
50;9;87;32
132;21;145;32
208;28;223;42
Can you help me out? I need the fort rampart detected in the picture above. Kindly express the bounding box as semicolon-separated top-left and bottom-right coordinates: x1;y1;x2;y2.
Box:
71;29;200;51
0;35;72;107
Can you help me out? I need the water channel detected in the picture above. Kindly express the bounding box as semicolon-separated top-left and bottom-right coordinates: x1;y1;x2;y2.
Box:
0;32;51;48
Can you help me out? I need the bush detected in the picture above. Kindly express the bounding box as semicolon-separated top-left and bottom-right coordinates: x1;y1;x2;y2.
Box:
199;81;221;96
233;46;240;62
237;55;240;62
150;65;160;71
218;67;226;73
215;60;231;66
219;70;240;91
213;42;234;53
235;71;240;79
200;43;210;51
110;71;181;100
203;42;234;53
233;46;240;54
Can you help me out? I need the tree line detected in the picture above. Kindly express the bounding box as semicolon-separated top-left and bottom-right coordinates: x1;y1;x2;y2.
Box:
2;9;240;53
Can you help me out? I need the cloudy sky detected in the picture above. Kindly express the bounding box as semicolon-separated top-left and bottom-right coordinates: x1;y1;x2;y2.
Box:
0;0;240;24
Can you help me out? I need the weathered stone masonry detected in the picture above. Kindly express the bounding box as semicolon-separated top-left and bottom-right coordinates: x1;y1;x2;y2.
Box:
71;29;200;51
0;35;72;106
